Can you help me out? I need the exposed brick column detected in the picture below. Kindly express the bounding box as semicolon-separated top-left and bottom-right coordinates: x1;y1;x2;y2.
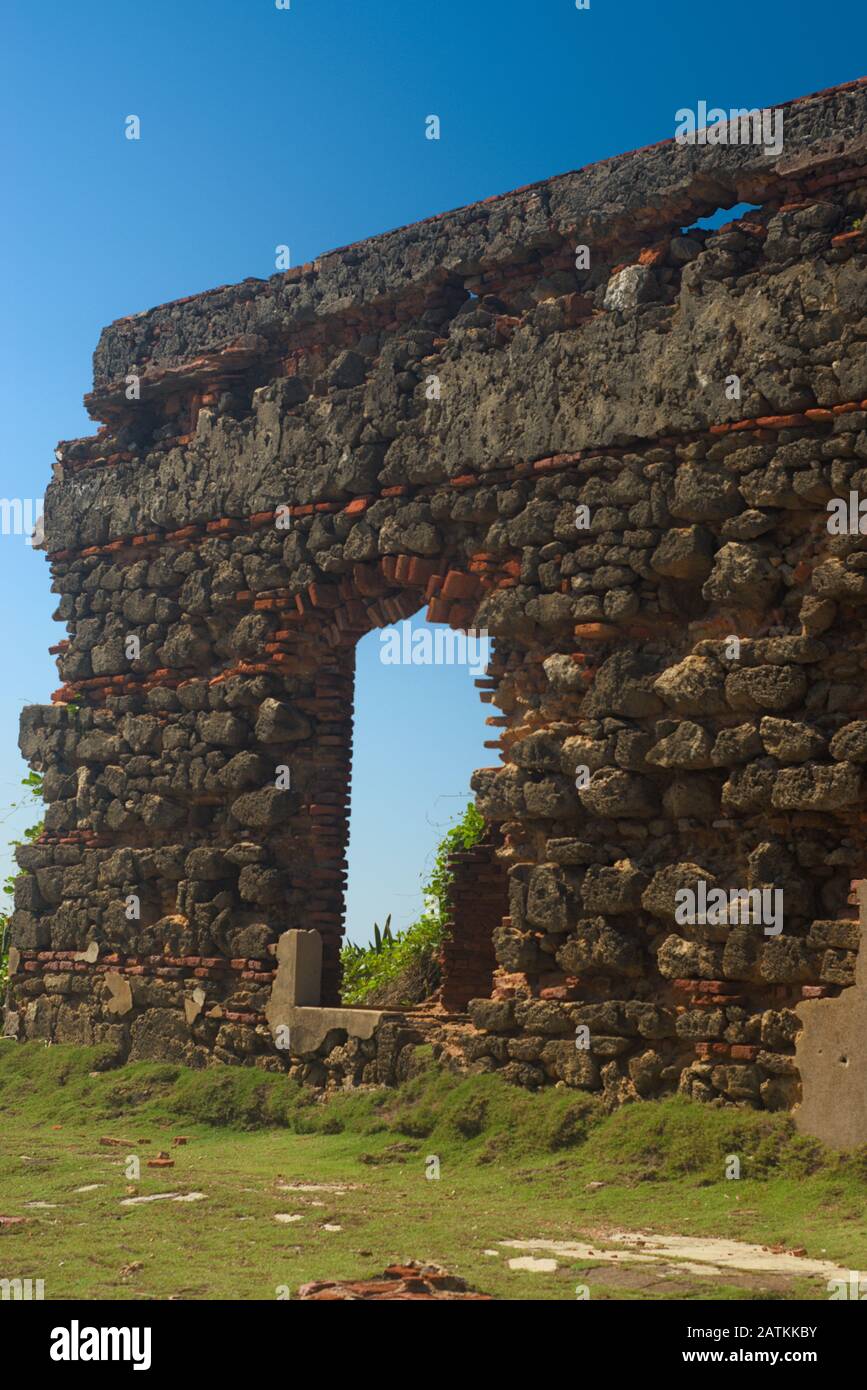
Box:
439;829;507;1011
304;643;354;1005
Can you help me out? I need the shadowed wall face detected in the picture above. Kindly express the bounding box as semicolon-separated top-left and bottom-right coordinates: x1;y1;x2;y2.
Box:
6;81;867;1124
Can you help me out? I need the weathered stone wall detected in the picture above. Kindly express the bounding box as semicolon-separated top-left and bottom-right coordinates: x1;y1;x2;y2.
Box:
5;79;867;1123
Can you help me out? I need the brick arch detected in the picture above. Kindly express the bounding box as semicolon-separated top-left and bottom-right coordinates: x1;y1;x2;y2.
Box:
240;543;520;1007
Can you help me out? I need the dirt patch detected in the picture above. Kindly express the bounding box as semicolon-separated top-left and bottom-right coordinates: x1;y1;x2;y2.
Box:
500;1231;848;1286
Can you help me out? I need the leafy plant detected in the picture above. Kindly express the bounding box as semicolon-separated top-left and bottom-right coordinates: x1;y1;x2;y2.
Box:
340;802;485;1004
373;914;394;952
343;914;395;967
0;772;45;995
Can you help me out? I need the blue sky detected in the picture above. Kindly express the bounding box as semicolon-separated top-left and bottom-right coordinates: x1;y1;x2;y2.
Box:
2;0;863;940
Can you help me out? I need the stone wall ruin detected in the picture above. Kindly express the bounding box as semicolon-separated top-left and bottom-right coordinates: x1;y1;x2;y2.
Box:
6;78;867;1139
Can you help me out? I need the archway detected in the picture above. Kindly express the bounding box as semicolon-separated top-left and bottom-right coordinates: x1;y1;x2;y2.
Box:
343;607;502;1009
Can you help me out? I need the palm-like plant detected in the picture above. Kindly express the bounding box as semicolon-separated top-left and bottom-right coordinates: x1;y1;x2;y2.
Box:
372;914;394;953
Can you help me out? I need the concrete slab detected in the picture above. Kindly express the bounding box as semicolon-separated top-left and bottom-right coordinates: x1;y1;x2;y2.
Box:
265;929;382;1053
795;882;867;1148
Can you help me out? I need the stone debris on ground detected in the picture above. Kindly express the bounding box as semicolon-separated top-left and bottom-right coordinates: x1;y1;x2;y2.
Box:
297;1262;492;1300
499;1232;849;1281
508;1256;559;1273
119;1191;206;1207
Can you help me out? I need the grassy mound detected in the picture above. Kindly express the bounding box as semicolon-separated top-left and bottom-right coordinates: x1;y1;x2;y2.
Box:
3;1042;867;1301
2;1040;865;1188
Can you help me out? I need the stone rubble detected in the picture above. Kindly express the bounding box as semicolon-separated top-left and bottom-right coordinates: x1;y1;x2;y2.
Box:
297;1263;492;1300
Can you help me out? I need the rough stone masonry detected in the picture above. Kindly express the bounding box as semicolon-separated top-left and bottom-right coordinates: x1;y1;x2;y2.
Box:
6;78;867;1144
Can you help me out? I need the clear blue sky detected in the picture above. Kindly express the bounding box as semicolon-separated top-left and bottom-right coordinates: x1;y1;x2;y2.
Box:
2;0;863;939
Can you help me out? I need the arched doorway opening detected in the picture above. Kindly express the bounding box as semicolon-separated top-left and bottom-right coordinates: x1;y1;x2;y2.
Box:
342;608;502;1010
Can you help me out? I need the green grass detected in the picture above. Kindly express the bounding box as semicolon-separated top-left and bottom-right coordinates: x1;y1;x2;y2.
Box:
1;1041;865;1301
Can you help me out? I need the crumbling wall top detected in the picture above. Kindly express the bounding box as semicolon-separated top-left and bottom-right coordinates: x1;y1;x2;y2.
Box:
90;78;867;409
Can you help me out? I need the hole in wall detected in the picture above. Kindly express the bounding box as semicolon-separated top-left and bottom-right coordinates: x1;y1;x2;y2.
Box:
343;609;493;957
681;202;763;234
